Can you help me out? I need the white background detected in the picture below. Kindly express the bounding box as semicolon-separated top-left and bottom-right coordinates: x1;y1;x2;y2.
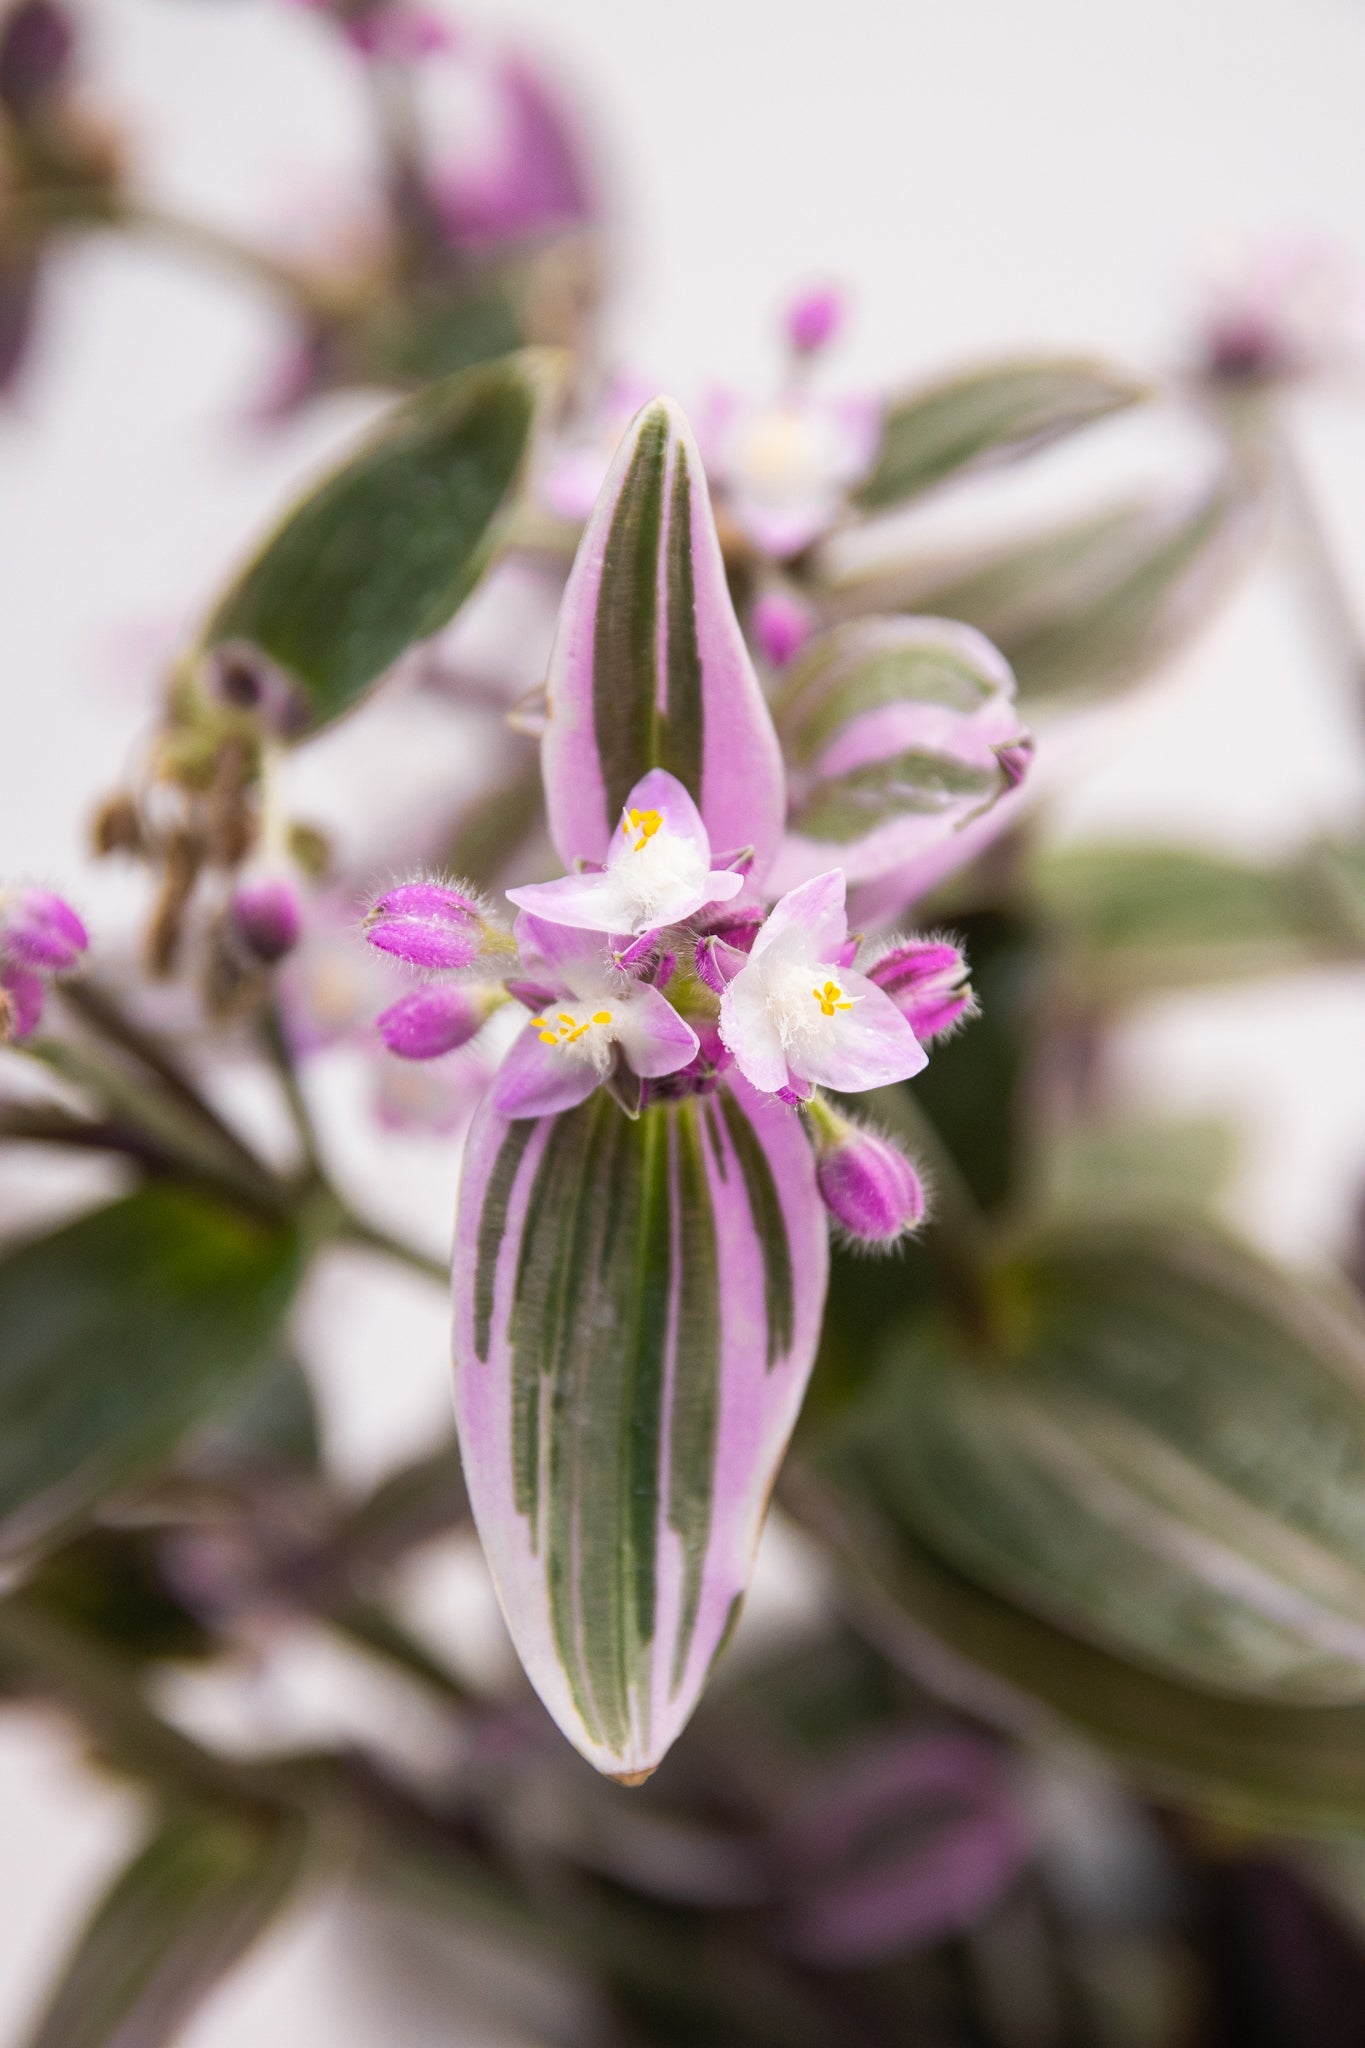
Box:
2;0;1365;2039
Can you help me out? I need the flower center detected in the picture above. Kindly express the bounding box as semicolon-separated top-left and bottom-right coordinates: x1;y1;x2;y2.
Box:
812;978;853;1018
624;807;663;853
530;1007;614;1052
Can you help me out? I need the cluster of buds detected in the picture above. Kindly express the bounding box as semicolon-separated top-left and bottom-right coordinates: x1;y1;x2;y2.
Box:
91;646;324;1011
361;879;513;1062
366;773;970;1248
0;884;87;1040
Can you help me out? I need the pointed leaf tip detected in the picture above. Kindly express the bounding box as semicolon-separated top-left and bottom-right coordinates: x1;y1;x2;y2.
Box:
542;396;786;882
452;1079;828;1778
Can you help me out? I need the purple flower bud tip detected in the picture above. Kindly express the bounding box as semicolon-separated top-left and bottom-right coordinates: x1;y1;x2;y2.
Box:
785;283;846;356
0;1;74;122
752;589;814;670
231;878;303;965
812;1107;925;1246
995;735;1034;789
866;936;975;1042
1;887;88;972
378;983;499;1061
0;965;44;1041
363;878;489;972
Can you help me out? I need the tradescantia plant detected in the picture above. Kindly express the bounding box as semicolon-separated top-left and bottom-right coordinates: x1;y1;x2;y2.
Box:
9;1;1365;2041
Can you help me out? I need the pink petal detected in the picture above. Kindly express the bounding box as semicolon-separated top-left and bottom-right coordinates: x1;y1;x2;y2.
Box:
491;1027;601;1120
718;968;792;1097
613;984;699;1079
750;870;849;966
794;976;927;1093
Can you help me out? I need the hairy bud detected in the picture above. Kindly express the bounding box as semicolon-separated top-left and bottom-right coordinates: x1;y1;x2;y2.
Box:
808;1099;926;1246
864;936;974;1042
377;982;502;1060
363;879;493;971
0;887;88;971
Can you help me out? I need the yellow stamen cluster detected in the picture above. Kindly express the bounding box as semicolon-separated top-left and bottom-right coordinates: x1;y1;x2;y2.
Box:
530;1009;613;1049
624;807;663;853
812;979;853;1018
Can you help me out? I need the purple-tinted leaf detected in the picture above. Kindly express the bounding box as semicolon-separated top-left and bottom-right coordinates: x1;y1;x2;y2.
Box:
770;616;1030;892
541;397;786;884
452;1075;828;1779
778;1731;1029;1965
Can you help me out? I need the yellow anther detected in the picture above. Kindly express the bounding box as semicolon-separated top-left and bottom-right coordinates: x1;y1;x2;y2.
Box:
592;1010;613;1025
812;979;853;1018
557;1012;577;1026
624;806;663;853
529;1018;547;1030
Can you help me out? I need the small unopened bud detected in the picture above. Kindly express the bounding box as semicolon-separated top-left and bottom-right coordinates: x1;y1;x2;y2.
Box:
377;983;501;1060
363;879;491;971
230;876;303;965
995;735;1034;790
809;1100;925;1247
752;588;814;670
865;937;974;1042
785;283;846;357
0;887;88;971
0;965;44;1041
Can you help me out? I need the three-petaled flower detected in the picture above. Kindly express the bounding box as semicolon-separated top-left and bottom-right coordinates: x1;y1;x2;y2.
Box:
717;870;926;1104
493;913;699;1119
506;768;745;943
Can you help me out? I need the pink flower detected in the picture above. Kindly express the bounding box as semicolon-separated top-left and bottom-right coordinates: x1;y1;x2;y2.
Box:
230;875;303;965
493;914;698;1120
700;385;880;560
718;871;926;1104
506;769;745;941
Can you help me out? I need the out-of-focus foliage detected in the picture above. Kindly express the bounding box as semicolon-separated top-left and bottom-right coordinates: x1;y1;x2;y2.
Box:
4;0;1365;2041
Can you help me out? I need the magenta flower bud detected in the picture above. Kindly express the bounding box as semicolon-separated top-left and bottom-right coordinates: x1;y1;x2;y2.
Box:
377;983;500;1061
1;888;88;972
752;588;814;670
810;1103;926;1246
785;283;846;356
865;936;974;1042
230;877;303;965
363;879;490;971
0;964;44;1041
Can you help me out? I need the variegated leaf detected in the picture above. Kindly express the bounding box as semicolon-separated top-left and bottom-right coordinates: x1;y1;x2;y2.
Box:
854;357;1149;512
870;1228;1365;1703
452;1078;828;1780
541;396;786;880
826;481;1259;709
204;352;549;733
769;616;1028;891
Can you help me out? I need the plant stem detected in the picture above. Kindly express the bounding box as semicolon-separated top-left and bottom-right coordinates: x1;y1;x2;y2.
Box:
334;1206;450;1288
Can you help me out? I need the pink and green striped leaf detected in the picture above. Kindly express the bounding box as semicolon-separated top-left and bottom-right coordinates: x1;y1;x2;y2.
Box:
452;1078;828;1780
541;396;786;881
